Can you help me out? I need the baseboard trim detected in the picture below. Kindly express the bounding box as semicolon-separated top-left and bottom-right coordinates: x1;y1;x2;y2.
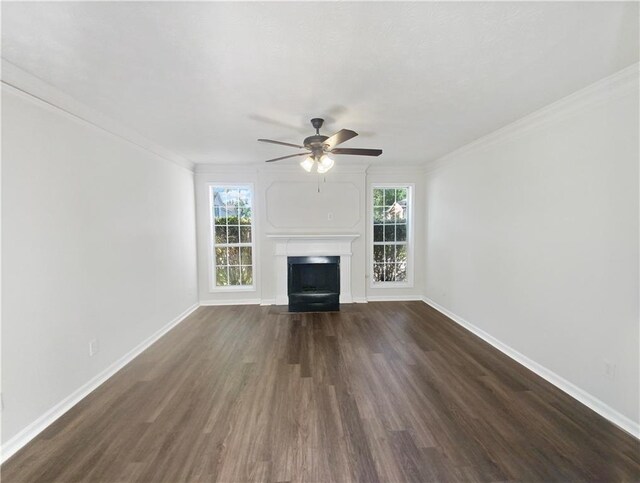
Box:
0;303;200;463
421;297;640;439
366;295;424;302
199;298;262;306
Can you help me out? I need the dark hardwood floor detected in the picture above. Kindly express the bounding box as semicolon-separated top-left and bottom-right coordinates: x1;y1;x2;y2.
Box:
3;302;639;482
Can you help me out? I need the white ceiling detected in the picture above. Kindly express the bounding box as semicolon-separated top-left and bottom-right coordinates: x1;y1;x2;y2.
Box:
2;2;638;166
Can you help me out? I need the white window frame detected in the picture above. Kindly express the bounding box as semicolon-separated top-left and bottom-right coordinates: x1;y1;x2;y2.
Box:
369;183;415;288
208;183;256;292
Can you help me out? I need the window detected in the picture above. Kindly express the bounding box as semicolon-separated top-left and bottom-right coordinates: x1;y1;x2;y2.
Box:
210;185;254;289
371;185;412;285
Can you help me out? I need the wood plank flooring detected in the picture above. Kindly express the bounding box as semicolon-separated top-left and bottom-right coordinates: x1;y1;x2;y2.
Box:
3;302;639;482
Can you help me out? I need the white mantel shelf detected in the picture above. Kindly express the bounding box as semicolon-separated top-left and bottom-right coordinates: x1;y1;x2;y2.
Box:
266;233;360;240
268;233;359;305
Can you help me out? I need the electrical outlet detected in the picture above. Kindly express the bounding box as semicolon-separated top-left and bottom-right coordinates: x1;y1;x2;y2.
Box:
327;212;334;221
604;360;616;380
89;339;99;357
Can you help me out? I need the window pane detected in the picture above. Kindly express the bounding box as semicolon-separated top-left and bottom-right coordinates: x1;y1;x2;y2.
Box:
238;189;250;204
241;266;253;285
373;207;384;224
240;226;252;243
384;225;395;242
374;225;384;242
216;267;228;286
240;208;251;224
229;266;241;285
395;263;407;282
396;245;407;263
384;207;394;223
385;244;395;262
228;247;240;265
373;263;384;282
373;245;384;262
373;188;384;207
383;264;395;282
384;189;395;205
227;226;239;243
215;226;227;244
396;225;407;242
215;247;228;266
226;189;239;207
240;247;252;265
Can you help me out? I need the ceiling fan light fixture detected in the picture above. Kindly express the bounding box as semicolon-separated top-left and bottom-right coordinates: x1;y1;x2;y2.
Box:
317;154;334;174
259;118;382;167
300;156;315;172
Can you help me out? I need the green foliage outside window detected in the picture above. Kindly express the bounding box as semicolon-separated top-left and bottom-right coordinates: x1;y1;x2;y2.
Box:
212;187;253;287
372;187;409;283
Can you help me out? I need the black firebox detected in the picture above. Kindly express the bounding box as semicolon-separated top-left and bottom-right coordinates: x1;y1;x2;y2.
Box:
287;256;340;312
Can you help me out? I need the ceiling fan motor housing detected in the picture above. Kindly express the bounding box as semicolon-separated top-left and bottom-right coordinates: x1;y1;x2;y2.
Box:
303;134;329;149
306;118;328;156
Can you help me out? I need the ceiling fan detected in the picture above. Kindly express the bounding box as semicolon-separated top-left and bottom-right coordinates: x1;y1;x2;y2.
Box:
258;118;382;173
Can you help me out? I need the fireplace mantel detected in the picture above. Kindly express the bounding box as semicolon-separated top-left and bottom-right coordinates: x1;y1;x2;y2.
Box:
267;233;359;305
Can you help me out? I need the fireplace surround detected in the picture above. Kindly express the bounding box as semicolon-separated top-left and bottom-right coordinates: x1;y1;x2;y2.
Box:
267;233;359;306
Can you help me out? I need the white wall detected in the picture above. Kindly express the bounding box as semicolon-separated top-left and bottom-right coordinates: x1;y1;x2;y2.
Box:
424;65;639;429
195;164;425;305
1;86;199;446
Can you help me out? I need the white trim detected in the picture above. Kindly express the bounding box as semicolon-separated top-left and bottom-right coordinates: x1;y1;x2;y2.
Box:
266;233;360;240
1;60;195;172
0;303;200;463
366;165;426;176
425;62;640;174
269;234;359;305
260;299;277;306
366;295;424;302
195;164;260;175
369;183;415;289
421;297;640;440
200;299;262;306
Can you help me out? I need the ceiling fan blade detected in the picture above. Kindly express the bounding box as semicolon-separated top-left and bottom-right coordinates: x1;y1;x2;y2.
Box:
323;129;358;150
264;152;309;163
258;138;305;149
331;148;383;157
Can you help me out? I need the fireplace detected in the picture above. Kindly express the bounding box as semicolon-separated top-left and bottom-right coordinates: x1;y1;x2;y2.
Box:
288;256;340;312
267;233;358;306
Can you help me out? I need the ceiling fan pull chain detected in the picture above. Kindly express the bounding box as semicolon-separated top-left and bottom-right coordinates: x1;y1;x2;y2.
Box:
317;174;321;193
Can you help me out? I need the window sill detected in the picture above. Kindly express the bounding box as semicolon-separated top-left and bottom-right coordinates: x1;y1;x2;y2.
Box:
208;285;257;293
370;281;414;289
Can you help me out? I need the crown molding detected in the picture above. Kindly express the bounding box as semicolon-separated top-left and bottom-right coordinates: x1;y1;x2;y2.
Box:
1;59;195;172
424;62;640;175
194;163;260;175
366;164;427;176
